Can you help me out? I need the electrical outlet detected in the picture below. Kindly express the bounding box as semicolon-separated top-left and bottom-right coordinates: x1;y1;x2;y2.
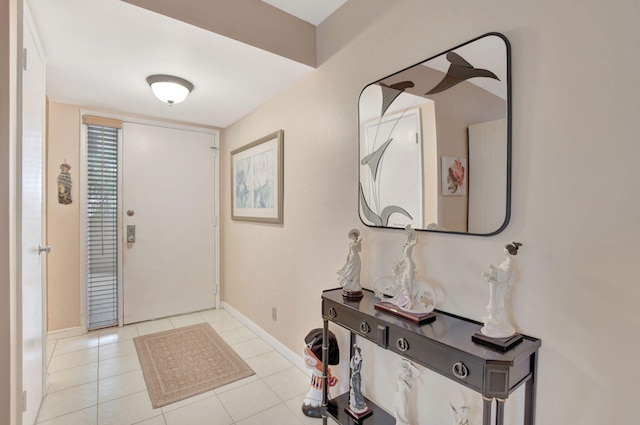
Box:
272;307;277;321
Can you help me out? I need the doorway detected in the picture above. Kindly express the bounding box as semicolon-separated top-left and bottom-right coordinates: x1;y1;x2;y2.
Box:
82;117;220;329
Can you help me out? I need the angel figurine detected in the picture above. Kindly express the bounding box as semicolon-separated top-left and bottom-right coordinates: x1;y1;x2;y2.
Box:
373;225;437;314
481;242;522;338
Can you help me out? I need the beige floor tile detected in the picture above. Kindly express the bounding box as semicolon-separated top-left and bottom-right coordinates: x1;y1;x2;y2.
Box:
98;339;137;361
54;334;100;356
36;406;97;425
230;338;273;360
217;380;281;422
218;327;257;345
207;317;245;333
214;374;260;395
97;391;160;425
236;403;303;425
132;415;167;425
98;352;141;379
169;312;207;328
37;382;97;423
262;367;311;401
199;309;232;323
48;362;98;393
244;349;296;377
164;395;233;425
98;369;147;404
48;348;98;373
98;326;139;345
135;319;174;336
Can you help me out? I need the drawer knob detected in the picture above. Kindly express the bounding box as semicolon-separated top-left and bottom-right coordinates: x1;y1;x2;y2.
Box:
359;322;371;334
328;307;337;318
452;361;469;379
396;337;409;352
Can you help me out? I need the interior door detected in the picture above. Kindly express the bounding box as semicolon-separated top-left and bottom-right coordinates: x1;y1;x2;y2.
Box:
122;123;217;324
21;7;47;425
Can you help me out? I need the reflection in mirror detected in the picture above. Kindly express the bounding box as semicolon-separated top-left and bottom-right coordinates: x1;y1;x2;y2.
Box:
359;33;511;235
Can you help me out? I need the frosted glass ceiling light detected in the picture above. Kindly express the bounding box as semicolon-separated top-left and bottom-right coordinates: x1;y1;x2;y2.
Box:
146;75;194;105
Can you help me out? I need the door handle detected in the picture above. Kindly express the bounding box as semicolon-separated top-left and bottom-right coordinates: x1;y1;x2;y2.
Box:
38;244;52;255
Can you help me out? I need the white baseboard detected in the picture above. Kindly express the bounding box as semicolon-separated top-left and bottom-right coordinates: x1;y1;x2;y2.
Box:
221;301;311;377
47;326;85;341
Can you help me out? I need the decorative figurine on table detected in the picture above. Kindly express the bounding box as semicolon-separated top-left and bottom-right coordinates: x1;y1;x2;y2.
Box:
472;242;524;351
346;344;372;420
337;228;364;300
449;403;471;425
392;359;420;425
302;328;340;418
373;225;438;325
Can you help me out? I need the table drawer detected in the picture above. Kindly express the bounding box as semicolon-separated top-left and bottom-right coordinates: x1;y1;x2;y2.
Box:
323;300;382;345
387;325;484;392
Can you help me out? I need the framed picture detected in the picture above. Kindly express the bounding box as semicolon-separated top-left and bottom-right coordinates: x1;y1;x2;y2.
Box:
231;130;284;223
441;156;467;196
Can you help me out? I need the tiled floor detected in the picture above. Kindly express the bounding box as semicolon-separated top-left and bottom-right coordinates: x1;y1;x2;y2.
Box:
38;309;335;425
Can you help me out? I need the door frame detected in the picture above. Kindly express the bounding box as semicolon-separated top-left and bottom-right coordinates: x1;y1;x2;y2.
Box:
79;111;220;331
17;2;47;424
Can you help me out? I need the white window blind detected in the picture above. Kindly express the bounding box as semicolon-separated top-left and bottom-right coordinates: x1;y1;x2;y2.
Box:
86;124;119;329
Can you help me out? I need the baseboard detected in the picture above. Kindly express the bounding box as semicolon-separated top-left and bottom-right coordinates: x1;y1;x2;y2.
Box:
47;325;85;341
221;301;311;377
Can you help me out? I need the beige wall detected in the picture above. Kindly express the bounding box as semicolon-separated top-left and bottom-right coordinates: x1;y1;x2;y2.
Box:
46;102;82;330
1;0;18;422
222;0;640;423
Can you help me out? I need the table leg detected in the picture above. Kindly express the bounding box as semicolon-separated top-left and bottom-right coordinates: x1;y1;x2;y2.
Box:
482;396;493;425
524;352;538;425
322;320;329;416
495;398;506;425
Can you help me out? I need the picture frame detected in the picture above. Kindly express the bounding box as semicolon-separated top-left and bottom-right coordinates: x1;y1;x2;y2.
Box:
231;130;284;224
441;156;467;196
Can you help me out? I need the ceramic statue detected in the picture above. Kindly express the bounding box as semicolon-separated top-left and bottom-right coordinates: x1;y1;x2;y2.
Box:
348;344;369;414
337;228;363;299
450;403;471;425
373;225;437;313
301;328;340;417
392;359;420;425
481;242;522;338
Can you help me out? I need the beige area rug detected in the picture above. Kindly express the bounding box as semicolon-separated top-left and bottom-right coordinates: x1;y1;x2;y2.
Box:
134;323;255;408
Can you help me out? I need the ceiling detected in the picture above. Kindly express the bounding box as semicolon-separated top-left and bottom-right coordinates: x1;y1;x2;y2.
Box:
27;0;346;128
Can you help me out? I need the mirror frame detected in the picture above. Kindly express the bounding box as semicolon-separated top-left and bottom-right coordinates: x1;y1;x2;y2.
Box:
358;32;512;236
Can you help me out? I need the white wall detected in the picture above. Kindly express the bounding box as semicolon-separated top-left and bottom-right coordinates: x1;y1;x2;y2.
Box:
221;0;640;423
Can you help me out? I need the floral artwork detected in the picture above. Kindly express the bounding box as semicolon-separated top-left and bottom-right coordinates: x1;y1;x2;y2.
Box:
231;130;283;224
442;156;467;196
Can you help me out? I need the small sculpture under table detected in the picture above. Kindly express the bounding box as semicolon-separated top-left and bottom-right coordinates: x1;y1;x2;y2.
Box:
392;359;420;425
345;344;372;420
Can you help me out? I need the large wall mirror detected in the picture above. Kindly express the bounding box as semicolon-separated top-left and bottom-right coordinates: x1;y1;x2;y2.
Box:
359;33;511;235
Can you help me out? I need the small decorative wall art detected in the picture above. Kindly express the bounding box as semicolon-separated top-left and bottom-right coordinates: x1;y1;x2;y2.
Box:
231;130;284;224
57;160;72;204
441;156;467;196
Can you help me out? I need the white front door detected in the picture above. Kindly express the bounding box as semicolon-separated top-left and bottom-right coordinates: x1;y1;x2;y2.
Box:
21;7;47;425
122;123;218;324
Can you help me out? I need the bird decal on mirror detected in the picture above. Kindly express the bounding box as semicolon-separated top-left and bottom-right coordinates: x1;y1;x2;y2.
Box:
425;51;499;95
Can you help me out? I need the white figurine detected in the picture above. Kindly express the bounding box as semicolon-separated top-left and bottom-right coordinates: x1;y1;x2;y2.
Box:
450;403;471;425
373;225;437;313
337;228;363;295
481;242;522;338
348;345;369;414
392;359;420;425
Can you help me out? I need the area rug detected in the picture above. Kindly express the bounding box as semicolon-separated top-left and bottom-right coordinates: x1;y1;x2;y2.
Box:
134;323;254;408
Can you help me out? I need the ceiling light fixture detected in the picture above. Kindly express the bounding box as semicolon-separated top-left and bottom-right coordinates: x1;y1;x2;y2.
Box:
146;74;194;106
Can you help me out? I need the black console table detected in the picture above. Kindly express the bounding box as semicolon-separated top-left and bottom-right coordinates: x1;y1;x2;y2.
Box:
321;288;540;425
